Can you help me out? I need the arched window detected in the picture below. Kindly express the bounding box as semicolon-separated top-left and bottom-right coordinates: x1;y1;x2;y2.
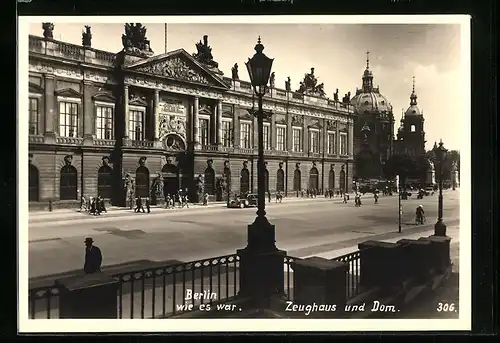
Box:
240;168;250;194
340;170;346;192
204;167;215;195
276;169;285;192
135;166;150;197
162;163;178;197
60;165;78;200
264;169;269;192
309;167;319;190
293;169;301;191
97;165;113;199
29;164;39;202
329;169;335;190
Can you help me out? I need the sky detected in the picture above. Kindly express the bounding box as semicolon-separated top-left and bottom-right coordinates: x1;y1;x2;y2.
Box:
28;21;465;151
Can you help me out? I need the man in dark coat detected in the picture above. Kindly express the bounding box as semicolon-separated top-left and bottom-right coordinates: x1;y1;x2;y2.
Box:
84;237;102;274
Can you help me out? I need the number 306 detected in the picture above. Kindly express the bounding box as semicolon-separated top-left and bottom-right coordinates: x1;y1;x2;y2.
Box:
437;303;456;312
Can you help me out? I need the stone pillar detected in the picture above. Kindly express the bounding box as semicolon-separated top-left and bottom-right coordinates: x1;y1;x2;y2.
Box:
302;119;308;153
193;97;200;148
153;90;161;148
253;116;258;149
358;240;402;290
83;81;94;145
43;74;56;143
348;121;354;158
57;273;118;319
123;85;129;144
292;257;349;317
397;238;432;282
286;116;292;151
320;119;326;155
336;127;341;158
217;100;223;145
271;112;277;149
233;106;240;147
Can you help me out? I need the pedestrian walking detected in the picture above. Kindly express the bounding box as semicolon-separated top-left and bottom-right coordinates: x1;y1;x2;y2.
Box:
80;196;87;212
374;192;379;204
203;193;209;206
145;197;151;213
182;194;189;208
84;237;102;274
268;191;271;203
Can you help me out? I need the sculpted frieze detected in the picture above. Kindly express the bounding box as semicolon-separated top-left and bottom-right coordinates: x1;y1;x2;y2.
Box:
84;70;116;84
29;61;82;80
133;56;210;85
159;115;186;140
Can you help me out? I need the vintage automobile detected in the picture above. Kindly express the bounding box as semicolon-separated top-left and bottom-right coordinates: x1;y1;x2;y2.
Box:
246;193;258;207
227;198;249;208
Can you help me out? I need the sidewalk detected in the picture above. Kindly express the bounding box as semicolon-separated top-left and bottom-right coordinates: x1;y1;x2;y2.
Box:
28;196;347;224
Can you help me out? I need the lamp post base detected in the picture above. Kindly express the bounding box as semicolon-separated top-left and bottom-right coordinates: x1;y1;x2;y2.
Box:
237;216;287;308
434;219;447;236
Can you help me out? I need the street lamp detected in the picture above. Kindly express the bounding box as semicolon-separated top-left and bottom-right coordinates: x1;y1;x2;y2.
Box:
433;140;447;236
245;36;275;245
224;129;234;207
237;37;285;306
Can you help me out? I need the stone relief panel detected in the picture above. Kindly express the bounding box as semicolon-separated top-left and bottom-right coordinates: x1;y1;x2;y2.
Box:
29;61;116;84
158;99;187;150
132;56;210;85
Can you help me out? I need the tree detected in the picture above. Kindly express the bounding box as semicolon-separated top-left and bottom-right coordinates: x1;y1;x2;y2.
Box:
383;153;417;184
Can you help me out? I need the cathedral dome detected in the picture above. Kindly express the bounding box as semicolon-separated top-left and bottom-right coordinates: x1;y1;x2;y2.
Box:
350;52;393;115
350;90;393;114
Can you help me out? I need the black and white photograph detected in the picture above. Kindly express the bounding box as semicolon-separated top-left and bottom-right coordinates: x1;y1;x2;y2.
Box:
18;16;470;332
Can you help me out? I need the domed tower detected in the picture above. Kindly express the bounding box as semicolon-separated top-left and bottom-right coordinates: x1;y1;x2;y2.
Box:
398;76;426;156
350;52;395;180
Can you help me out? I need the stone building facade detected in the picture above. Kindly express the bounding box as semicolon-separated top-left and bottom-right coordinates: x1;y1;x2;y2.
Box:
27;24;355;209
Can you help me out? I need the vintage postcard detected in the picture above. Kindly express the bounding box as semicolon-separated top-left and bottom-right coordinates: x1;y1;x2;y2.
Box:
18;15;471;332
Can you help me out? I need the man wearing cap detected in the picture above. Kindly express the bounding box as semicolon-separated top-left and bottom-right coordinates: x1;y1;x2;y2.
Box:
84;237;102;274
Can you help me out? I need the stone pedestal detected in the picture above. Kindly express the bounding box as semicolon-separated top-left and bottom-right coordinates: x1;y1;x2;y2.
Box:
397;238;432;281
426;235;452;273
292;257;348;317
83;134;94;146
237;245;287;308
358;240;402;289
57;273;118;319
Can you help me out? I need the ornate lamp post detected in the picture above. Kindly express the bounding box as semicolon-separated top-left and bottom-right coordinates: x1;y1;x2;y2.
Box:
237;37;286;306
224;129;234;207
433;140;447;236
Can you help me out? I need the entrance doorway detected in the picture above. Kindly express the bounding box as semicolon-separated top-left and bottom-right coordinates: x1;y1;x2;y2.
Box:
162;164;178;197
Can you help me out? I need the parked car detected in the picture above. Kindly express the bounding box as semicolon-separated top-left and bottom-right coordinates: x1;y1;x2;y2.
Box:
227;198;249;209
245;193;258;207
425;186;435;195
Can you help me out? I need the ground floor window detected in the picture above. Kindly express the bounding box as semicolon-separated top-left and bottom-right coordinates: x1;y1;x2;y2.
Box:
276;169;285;192
29;164;39;201
60;165;78;200
97;166;113;198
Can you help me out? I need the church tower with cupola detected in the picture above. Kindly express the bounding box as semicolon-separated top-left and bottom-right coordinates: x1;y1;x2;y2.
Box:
350;52;395;180
396;76;426;156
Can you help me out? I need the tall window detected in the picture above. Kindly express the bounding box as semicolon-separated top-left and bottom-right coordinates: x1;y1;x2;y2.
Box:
29;98;39;135
340;132;348;155
309;130;319;153
200;118;210;145
96;105;114;139
327;132;337;155
263;124;270;150
129;109;145;141
240;122;251;148
292;128;301;152
221;121;232;147
276;126;286;151
59;101;79;137
97;165;113;198
410;124;416;132
60;165;78;200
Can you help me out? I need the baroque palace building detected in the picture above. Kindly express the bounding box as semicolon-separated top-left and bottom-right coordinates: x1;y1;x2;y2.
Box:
27;23;355;209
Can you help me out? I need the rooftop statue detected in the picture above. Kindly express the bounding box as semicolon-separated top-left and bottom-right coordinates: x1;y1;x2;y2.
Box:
296;67;326;97
42;22;54;39
269;72;276;88
231;63;239;80
285;76;291;92
122;23;154;57
82;25;92;47
193;35;219;69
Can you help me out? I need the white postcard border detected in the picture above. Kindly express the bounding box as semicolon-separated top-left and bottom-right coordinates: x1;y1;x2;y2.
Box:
18;15;472;333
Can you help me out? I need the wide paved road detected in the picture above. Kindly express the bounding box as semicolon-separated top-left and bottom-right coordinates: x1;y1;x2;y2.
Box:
28;191;460;279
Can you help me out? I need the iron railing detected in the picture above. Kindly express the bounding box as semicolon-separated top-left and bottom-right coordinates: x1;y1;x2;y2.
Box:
28;249;363;319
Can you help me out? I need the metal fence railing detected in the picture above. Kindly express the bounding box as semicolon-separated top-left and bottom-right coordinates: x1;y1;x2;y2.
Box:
29;249;366;319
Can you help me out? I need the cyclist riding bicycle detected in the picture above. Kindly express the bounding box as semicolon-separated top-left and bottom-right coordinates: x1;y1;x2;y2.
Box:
415;205;425;224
